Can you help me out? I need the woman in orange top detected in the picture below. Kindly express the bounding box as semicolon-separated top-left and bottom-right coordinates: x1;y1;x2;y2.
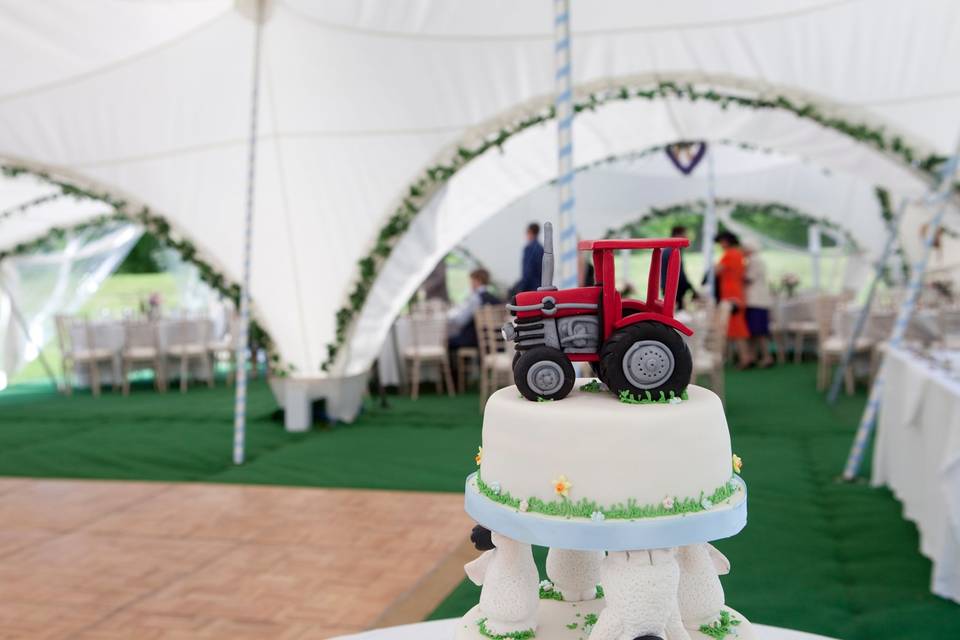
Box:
715;231;755;368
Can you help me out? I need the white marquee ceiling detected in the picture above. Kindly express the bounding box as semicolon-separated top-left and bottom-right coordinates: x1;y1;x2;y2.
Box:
1;0;958;376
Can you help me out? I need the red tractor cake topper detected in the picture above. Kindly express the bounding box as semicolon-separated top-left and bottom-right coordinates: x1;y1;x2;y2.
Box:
502;222;693;402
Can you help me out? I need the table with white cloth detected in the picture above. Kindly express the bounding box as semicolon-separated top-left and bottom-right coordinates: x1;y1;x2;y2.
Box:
872;346;960;603
330;619;840;640
71;317;220;387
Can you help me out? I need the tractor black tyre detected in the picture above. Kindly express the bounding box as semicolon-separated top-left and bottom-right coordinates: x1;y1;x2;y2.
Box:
599;322;692;400
513;351;522;369
513;346;576;402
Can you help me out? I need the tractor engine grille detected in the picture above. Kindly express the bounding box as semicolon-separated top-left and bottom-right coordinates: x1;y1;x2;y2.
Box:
511;316;558;351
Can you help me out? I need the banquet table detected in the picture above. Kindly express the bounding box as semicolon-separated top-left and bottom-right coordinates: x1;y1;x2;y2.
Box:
330;619;840;640
872;346;960;603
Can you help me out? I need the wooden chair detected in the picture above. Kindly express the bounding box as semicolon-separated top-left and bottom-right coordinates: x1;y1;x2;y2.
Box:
403;311;455;400
475;305;514;411
782;296;820;363
166;318;214;392
815;296;873;394
56;315;115;397
693;301;732;402
121;320;166;395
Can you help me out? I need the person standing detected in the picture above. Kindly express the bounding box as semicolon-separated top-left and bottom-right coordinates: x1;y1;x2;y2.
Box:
512;222;544;295
715;231;754;369
660;225;698;310
742;241;775;368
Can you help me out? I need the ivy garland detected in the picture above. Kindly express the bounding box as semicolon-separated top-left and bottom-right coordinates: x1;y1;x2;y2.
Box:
605;198;860;251
322;81;959;371
572;139;832;179
0;165;288;376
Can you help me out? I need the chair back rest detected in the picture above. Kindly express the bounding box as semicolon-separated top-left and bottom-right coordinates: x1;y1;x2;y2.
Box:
124;320;158;351
475;305;509;361
55;315;77;354
814;295;841;342
166;318;210;348
408;311;447;351
410;298;448;316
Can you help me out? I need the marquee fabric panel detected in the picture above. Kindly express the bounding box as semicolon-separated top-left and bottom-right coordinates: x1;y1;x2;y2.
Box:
1;0;958;381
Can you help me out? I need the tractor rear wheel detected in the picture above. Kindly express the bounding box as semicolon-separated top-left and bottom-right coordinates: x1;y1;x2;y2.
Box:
513;346;576;402
599;322;692;400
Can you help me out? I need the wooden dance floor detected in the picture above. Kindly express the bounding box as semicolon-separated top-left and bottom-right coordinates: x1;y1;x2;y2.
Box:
0;478;472;638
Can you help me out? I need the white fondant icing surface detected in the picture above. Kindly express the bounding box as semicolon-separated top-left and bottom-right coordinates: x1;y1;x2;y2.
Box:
480;383;734;508
454;601;755;640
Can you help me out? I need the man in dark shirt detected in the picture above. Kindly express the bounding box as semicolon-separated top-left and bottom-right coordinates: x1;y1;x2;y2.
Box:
513;222;544;294
660;225;698;310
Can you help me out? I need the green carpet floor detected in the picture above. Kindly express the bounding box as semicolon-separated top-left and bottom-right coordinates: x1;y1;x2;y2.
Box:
0;367;957;638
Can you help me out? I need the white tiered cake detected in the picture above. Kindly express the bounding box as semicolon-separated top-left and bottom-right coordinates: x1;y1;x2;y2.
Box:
456;381;750;640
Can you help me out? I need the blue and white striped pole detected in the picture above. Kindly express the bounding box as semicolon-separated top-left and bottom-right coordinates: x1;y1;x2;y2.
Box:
842;149;959;480
701;146;718;301
233;0;264;465
554;0;578;289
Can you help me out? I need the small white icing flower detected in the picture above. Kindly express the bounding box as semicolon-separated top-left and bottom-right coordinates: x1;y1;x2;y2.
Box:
540;579;554;591
489;481;501;495
662;496;675;510
590;511;605;522
669;396;682;405
701;497;714;510
518;499;529;512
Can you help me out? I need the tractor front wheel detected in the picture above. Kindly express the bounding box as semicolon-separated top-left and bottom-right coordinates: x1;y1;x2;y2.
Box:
513;346;576;402
599;322;692;400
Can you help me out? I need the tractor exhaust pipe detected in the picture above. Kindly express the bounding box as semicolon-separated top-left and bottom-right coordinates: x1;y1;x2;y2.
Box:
539;221;556;290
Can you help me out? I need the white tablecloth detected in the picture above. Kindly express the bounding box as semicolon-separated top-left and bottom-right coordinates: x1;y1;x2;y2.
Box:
872;346;960;603
330;618;840;640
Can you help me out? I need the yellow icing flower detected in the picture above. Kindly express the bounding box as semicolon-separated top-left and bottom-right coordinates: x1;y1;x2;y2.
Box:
553;475;573;498
475;446;483;466
732;454;743;474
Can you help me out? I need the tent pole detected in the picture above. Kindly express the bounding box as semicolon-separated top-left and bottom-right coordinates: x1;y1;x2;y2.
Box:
0;275;58;389
826;197;909;405
233;0;265;465
701;146;718;301
842;144;960;480
809;224;822;291
553;0;578;289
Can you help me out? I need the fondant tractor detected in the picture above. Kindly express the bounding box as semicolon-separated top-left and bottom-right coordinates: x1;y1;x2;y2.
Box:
502;223;693;402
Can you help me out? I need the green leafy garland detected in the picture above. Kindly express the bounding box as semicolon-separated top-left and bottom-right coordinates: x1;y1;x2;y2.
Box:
0;165;287;375
323;81;958;371
605;198;860;251
573;139;830;179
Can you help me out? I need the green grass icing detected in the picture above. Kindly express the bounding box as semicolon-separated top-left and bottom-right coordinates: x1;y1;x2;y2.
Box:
476;472;738;520
699;610;741;638
477;618;536;640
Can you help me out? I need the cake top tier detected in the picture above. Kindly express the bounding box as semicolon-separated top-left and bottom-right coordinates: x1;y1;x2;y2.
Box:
466;381;746;550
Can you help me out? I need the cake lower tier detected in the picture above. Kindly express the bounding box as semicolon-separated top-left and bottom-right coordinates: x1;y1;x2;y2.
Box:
454;601;754;640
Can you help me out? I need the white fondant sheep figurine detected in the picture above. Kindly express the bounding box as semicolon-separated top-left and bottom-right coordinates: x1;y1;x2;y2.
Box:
590;548;690;640
546;548;603;601
463;526;539;636
676;543;731;629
